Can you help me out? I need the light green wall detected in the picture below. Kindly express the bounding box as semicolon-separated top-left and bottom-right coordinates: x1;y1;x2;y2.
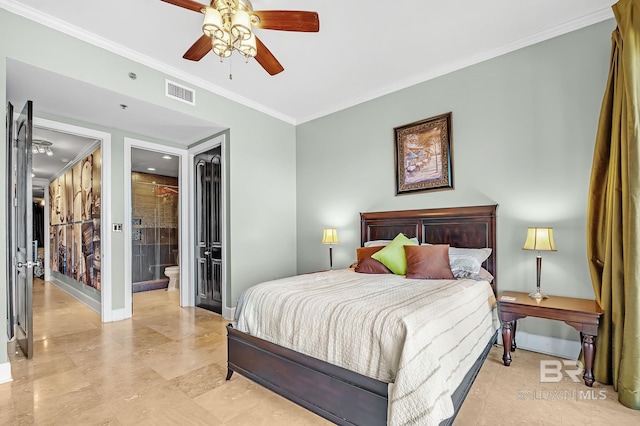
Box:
0;9;297;365
296;20;615;344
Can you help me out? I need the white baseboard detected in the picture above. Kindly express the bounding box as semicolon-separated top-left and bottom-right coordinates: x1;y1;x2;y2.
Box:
223;306;235;321
497;331;582;360
0;362;13;384
109;308;128;322
50;278;101;315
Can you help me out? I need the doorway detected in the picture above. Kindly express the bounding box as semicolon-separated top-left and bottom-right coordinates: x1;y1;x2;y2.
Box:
34;119;111;320
130;148;181;294
124;138;189;316
124;136;227;317
7;107;112;357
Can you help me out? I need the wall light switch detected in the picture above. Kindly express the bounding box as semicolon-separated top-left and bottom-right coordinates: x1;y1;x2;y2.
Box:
112;223;123;232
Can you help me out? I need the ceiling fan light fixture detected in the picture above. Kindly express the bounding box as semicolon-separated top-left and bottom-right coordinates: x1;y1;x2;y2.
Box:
231;9;252;41
167;0;319;75
212;31;233;58
202;7;224;38
237;32;257;58
202;0;258;61
214;0;236;15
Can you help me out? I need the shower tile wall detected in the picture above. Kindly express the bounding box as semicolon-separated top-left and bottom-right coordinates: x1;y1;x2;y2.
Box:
131;172;179;290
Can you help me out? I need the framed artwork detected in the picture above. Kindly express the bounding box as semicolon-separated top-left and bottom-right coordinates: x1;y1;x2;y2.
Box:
394;112;454;195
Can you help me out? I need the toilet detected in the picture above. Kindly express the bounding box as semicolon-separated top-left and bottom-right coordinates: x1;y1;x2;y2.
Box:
164;250;180;291
164;266;180;291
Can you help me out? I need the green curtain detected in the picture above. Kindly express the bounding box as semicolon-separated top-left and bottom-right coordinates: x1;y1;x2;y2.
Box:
586;0;640;410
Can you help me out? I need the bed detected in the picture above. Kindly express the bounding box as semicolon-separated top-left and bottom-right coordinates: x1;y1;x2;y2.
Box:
226;205;498;426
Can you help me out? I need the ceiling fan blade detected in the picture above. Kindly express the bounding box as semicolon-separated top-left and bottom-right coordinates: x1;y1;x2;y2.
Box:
183;34;212;61
160;0;206;13
254;36;284;75
252;11;319;32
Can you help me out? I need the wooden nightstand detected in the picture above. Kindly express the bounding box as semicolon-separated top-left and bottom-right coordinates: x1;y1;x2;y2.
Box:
497;291;603;387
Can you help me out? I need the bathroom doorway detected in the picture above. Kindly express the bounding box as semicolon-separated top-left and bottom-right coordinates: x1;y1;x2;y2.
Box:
130;150;179;293
127;145;184;312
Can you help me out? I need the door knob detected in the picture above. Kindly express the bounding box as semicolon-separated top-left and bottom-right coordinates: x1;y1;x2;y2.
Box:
16;260;33;269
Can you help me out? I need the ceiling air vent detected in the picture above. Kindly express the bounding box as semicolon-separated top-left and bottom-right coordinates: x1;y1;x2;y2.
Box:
165;79;196;106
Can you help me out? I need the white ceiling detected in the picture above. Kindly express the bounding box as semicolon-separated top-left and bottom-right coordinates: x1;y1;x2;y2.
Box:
131;148;180;178
7;59;226;145
2;0;616;128
9;60;193;192
30;128;98;198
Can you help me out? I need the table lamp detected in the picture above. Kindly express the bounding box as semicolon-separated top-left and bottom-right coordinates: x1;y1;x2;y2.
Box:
322;228;339;269
522;227;557;299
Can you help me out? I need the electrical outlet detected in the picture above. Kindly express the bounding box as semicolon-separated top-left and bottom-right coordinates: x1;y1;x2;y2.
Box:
112;223;123;232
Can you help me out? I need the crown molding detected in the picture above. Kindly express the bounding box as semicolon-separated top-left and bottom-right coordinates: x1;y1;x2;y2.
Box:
298;7;615;124
0;1;615;126
0;0;296;125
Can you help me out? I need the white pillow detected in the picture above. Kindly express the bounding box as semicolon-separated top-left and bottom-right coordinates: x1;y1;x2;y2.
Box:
365;237;419;247
448;247;492;279
476;267;494;283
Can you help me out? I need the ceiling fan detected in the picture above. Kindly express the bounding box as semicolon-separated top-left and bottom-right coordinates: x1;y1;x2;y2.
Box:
161;0;320;76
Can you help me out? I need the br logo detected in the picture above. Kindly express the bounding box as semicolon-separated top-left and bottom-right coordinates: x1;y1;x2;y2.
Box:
539;360;584;383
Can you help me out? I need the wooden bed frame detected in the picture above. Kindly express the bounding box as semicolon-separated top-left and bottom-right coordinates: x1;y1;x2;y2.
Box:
226;205;498;425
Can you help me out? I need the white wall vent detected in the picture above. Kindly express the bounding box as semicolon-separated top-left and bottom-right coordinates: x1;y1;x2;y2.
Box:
165;79;196;106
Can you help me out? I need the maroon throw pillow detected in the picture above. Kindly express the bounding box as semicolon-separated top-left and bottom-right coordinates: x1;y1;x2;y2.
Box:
356;246;384;264
405;244;455;279
355;257;392;274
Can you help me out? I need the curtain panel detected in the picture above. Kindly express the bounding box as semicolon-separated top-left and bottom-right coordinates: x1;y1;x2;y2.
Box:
586;0;640;410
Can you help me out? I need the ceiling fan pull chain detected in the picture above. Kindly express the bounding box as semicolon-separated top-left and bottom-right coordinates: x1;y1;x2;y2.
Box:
229;56;233;80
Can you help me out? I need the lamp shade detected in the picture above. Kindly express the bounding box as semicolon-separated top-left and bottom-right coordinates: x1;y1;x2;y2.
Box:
212;30;232;58
322;228;339;244
202;7;224;38
237;32;257;57
522;227;557;251
231;9;252;41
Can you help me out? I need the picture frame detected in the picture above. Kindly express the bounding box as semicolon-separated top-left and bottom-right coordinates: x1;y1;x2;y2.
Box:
394;112;454;195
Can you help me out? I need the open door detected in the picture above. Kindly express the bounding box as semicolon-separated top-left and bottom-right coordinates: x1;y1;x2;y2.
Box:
10;101;35;358
6;102;15;341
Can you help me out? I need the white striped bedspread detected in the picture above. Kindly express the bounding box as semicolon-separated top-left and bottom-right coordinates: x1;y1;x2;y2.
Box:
233;269;500;426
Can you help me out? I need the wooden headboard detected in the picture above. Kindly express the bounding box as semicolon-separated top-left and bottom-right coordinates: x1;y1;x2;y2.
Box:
360;205;498;294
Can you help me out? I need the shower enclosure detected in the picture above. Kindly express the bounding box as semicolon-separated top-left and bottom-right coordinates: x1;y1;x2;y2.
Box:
131;172;179;292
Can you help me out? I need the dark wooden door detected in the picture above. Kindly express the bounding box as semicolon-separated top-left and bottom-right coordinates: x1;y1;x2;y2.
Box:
194;146;222;313
12;100;35;358
5;102;15;341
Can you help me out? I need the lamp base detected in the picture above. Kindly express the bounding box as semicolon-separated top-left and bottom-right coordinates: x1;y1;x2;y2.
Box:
528;291;548;300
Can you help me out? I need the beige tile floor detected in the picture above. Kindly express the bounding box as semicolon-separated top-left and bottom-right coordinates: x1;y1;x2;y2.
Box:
1;279;639;425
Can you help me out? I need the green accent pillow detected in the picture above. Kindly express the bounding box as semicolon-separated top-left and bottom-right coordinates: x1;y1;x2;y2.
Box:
370;233;418;275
